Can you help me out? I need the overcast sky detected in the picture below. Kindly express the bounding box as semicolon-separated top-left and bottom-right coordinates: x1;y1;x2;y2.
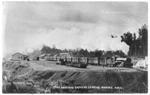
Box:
3;2;148;56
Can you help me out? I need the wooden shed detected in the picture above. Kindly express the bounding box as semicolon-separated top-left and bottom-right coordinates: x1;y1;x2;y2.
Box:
12;53;28;61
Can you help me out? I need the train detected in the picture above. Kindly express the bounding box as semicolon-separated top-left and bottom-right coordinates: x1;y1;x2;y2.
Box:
46;56;133;68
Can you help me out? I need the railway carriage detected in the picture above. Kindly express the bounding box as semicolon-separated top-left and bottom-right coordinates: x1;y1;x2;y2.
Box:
88;57;99;65
72;57;88;68
65;57;88;68
50;55;132;68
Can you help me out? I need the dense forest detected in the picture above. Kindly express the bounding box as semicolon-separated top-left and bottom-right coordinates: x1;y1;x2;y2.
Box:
121;24;148;57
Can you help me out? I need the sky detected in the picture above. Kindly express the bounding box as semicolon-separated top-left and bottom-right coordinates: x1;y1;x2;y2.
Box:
3;2;148;57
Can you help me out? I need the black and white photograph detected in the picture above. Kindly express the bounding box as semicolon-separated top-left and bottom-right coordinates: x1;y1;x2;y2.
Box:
2;1;148;93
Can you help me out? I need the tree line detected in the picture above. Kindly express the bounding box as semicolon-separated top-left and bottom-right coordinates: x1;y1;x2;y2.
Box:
40;45;126;57
121;24;148;57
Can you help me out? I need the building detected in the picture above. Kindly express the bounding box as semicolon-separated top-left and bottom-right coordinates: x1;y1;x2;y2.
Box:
12;53;28;61
39;54;47;60
44;54;53;61
59;53;72;58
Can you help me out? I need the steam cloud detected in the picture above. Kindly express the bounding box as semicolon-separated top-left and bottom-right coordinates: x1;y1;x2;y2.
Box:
21;26;129;54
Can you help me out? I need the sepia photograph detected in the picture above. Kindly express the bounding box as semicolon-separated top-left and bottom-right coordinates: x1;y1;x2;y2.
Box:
2;1;148;93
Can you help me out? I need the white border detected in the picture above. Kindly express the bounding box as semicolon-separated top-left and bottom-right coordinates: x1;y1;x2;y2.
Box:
0;0;149;95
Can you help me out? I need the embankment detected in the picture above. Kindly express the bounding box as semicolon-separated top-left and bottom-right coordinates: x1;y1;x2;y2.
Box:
3;61;148;93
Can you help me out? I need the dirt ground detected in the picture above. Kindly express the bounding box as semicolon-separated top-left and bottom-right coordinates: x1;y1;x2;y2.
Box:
2;60;148;93
30;60;138;72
